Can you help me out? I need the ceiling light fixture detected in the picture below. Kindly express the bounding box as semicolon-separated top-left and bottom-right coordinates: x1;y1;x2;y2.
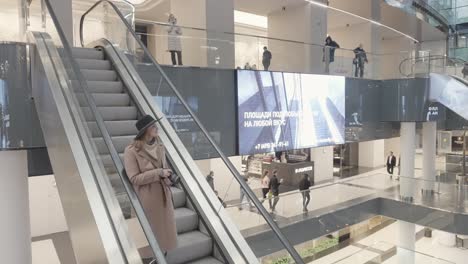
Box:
305;0;419;43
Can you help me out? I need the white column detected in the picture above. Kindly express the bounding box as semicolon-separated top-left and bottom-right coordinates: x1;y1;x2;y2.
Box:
370;0;381;77
422;122;436;193
206;0;235;68
400;122;416;200
398;221;415;264
0;150;31;264
358;140;385;168
268;2;327;73
309;146;333;183
49;0;73;44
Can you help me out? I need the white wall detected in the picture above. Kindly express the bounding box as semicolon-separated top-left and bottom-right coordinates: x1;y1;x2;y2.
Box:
268;3;326;73
310;146;334;184
359;140;385;168
0;151;31;264
29;175;68;237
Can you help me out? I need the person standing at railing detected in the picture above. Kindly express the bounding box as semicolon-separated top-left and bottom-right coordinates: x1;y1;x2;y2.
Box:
262;46;272;70
124;115;177;258
269;170;283;212
167;14;183;66
298;174;312;212
323;36;340;63
353;44;368;78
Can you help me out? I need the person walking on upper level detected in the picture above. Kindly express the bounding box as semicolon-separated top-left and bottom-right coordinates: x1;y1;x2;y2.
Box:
261;170;270;203
124;115;177;258
206;171;215;191
298;174;312;212
386;151;397;178
167;14;183;66
262;46;272;70
353;44;368;78
269;170;283;212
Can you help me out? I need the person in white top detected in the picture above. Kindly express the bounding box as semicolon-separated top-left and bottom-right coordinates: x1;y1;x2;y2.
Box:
261;170;270;203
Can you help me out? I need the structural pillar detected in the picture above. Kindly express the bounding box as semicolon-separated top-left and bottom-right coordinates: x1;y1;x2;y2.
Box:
0;150;31;264
400;122;416;201
206;0;235;68
370;0;382;77
398;221;415;264
422;122;437;194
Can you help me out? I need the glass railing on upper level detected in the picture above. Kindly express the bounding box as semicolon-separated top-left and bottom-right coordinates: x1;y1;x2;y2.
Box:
79;14;418;80
399;54;466;77
80;1;305;263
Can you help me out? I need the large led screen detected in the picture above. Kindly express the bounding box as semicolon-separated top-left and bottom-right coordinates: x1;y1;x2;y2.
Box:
237;70;345;155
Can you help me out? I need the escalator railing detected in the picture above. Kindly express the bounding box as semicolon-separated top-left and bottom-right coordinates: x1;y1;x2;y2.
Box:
27;0;167;263
80;1;305;263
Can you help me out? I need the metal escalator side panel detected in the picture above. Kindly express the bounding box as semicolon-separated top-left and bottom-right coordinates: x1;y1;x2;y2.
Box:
100;41;258;264
429;73;468;120
29;32;139;264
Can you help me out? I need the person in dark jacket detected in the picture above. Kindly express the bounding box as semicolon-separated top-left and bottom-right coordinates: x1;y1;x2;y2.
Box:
386;151;397;178
268;170;283;212
324;36;340;63
262;46;272;70
206;171;214;190
298;174;312;212
353;44;368;78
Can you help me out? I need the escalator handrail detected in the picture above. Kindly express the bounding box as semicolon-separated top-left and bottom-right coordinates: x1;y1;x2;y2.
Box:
399;54;466;77
40;0;168;263
80;1;305;263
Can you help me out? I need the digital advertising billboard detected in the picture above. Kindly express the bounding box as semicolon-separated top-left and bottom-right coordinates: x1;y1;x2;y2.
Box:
237;70;345;155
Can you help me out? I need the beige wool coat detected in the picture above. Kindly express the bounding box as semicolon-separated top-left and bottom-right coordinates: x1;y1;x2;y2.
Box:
124;142;177;253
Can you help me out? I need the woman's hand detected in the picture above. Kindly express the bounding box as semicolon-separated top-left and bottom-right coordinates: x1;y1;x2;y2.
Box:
162;169;173;178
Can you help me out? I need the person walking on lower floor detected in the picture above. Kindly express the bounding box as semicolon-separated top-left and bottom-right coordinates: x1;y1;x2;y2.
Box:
268;170;283;212
238;175;253;210
298;174;312;212
167;14;183;66
261;170;270;203
206;171;214;191
353;44;368;78
262;46;272;70
386;151;397;178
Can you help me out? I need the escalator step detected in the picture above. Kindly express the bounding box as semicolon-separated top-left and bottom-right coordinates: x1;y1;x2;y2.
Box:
72;47;104;60
166;231;213;264
171;187;186;208
175;207;199;234
76;58;111;70
87;120;137;137
93;135;134;154
86;81;123;93
81;106;138;121
187;257;224;264
81;69;117;82
76;93;131;107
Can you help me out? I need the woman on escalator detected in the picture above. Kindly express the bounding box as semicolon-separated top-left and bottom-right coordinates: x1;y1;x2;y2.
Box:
124;115;177;260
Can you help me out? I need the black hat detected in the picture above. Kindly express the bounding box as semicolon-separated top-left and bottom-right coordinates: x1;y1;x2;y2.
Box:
135;115;163;140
